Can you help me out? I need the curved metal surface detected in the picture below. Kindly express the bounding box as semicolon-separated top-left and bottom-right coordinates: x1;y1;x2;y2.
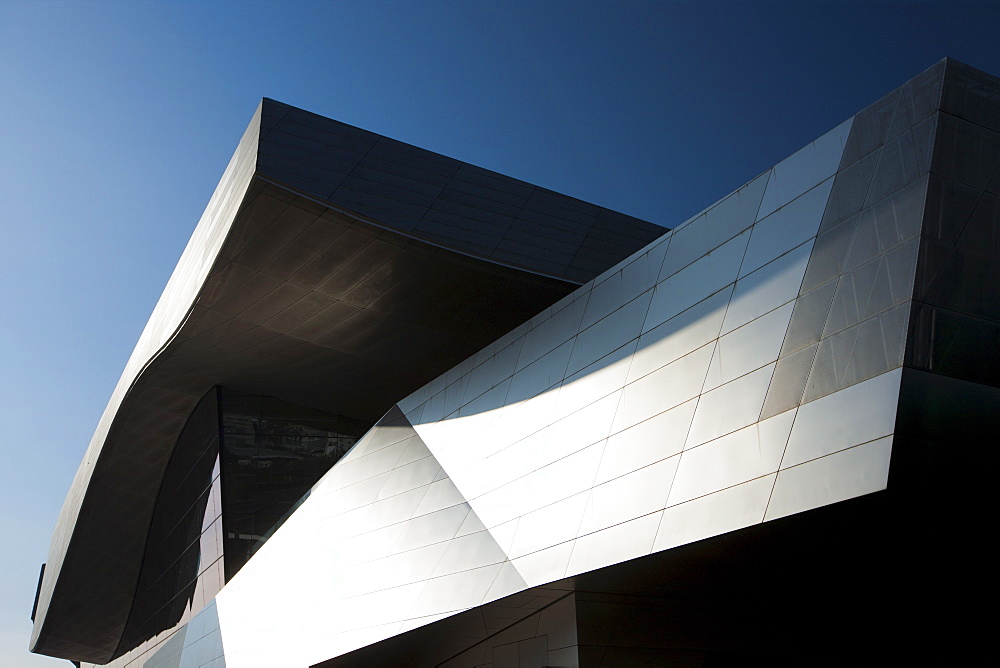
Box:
31;101;666;662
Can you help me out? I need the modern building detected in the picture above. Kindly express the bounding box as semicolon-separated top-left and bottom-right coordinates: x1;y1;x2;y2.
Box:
32;58;998;667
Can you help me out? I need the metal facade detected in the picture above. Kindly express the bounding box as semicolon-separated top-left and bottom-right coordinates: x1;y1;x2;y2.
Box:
35;58;1000;667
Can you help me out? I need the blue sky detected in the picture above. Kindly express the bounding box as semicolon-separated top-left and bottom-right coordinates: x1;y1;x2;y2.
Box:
2;1;998;665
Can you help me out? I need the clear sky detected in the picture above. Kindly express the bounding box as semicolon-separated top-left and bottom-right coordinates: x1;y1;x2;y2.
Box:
2;1;998;665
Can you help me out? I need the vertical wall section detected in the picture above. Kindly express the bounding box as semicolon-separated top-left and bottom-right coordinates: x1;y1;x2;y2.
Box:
888;60;1000;655
141;59;997;667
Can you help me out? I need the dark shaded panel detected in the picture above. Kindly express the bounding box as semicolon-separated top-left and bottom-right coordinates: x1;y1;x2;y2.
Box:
804;302;908;403
256;153;351;191
494;238;575;267
270;107;355;140
259;217;352;281
907;68;1000;390
941;58;1000;132
414;215;505;251
314;239;403;299
237;283;311;326
955;189;1000;259
436;186;523;217
349;164;445;198
258;140;359;175
491;248;569;277
355;154;455;188
429;195;516;228
821;257;879;337
772;92;935;414
332;202;423;233
268;119;375;155
579;224;648;251
210;273;284;317
514;207;593;236
319;490;983;667
221;183;290;259
260;111;670;281
501;227;582;258
847;303;908;384
913;184;1000;323
338;174;439;208
779;281;838;357
906;303;1000;387
894;367;1000;446
220;388;364;581
257;127;366;163
864;115;935;205
818;150;879;233
340;249;430;309
563;266;596;283
417;230;497;258
885;237;920;304
800;214;859;294
914;242;1000;321
447;171;531;207
330;185;432;218
844;176;925;270
839;88;898;168
287;228;378;290
198;262;257;308
367;144;461;179
884;59;945;140
596;208;669;242
889;369;998;653
115;389;221;656
931;112;1000;190
521;193;597;226
567;255;610;277
256;167;341;199
529;187;601;217
573;244;628;266
234;200;319;266
279;107;380;144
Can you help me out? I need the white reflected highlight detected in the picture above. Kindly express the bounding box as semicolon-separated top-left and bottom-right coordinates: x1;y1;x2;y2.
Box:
213;108;905;668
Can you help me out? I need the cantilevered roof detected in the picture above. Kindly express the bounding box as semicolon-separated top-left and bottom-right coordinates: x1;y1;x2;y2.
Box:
31;100;666;663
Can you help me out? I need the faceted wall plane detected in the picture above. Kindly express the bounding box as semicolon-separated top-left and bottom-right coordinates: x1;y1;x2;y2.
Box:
35;98;665;665
56;58;1000;667
256;99;666;283
202;59;993;667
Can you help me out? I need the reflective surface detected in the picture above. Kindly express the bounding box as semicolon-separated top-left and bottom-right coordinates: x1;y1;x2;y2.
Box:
313;489;934;667
34;135;611;662
42;58;1000;668
219;389;366;579
117;388;225;658
760;75;938;418
206;61;878;666
258;99;667;284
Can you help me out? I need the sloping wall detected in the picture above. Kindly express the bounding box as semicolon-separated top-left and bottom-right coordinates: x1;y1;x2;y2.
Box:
210;73;948;664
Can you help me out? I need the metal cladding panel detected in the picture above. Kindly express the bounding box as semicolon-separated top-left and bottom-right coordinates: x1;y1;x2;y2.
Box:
53;59;1000;667
886;63;1000;618
206;61;983;667
256;99;667;283
38;98;667;663
31;103;264;663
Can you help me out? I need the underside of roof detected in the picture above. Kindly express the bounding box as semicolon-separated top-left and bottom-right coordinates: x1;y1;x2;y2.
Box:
31;102;666;664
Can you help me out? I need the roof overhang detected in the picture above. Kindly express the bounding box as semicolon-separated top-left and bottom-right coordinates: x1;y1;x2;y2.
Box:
30;104;589;662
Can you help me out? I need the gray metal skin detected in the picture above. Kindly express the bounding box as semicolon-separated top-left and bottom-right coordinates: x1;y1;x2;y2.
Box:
39;57;1000;666
311;57;1000;666
170;58;996;668
256;99;665;284
31;101;665;664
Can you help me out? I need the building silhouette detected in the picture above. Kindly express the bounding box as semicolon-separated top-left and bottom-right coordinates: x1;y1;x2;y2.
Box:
32;58;998;667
